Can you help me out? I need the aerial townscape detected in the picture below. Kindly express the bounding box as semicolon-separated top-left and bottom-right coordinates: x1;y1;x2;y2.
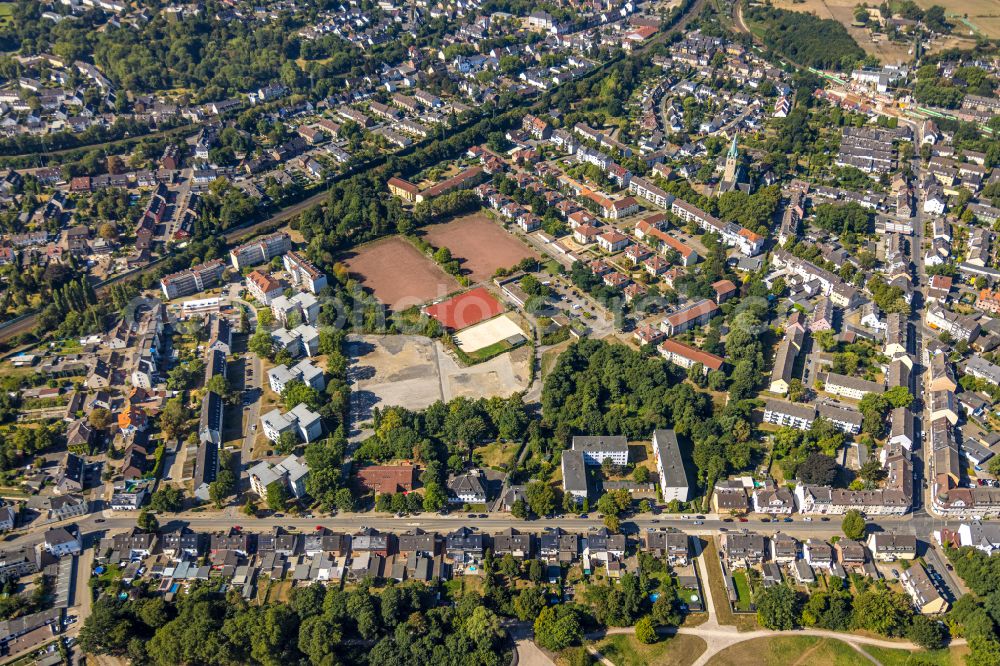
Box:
3;0;1000;664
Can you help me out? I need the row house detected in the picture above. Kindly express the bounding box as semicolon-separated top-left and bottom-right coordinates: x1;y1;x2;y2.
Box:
926;306;980;343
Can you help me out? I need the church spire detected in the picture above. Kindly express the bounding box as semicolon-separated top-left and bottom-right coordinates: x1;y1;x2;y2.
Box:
728;134;739;159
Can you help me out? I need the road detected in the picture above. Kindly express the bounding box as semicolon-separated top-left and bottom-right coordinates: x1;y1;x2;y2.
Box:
0;505;972;555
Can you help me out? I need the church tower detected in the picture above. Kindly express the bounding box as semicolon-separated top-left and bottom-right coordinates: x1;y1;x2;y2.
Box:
723;134;740;184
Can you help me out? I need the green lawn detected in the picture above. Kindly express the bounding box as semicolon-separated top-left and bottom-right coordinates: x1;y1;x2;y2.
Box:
474;440;518;470
708;636;868;666
731;570;752;611
592;633;707;666
861;644;970;666
701;539;735;624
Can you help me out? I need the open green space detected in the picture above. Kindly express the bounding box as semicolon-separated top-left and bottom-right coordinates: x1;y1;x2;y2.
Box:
860;644;970;666
707;636;868;666
592;633;707;666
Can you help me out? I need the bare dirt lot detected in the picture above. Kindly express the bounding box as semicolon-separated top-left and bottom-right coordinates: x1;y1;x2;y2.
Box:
915;0;1000;39
341;236;460;311
768;0;979;60
420;213;540;282
346;334;531;421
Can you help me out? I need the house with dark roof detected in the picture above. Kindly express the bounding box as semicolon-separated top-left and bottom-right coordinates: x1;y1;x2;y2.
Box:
493;528;533;559
539;528;578;563
720;530;766;567
867;533;917;561
397;529;438;556
644;528;689;565
446;527;485;565
447;469;487;504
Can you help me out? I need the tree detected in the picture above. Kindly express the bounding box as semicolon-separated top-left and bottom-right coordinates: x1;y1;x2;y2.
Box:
335;488;355;512
422;482;447;512
852;586;913;636
514;586;546;622
525;481;556;517
511;498;529;520
280;380;321;411
858;458;887;486
841;509;866;540
814;329;839;352
756;584;799;630
633;466;650;483
908;615;946;650
787;378;806;402
534;605;583;651
78;597;135;655
137;509;158;532
883;386;914;409
150;485;183;513
209;465;236;508
205;373;231;398
88;407;112;430
265;481;289;511
98;222;118;241
796;452;838;485
635;616;658;644
159;398;189;440
276;430;299;455
465;606;504;650
597;489;631;518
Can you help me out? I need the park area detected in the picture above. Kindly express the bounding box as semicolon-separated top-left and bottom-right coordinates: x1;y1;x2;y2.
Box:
341;237;460;311
707;636;867;666
420;212;539;281
591;634;707;666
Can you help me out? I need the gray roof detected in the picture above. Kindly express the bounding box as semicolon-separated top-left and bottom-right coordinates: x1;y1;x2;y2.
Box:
652;429;688;489
572;435;628;453
765;398;816;421
561;449;587;494
824;372;885;394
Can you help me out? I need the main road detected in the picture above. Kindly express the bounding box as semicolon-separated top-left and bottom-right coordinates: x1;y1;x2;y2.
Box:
2;505;965;553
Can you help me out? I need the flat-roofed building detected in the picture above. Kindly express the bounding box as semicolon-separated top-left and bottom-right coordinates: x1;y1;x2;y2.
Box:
571;436;628;466
561;449;588;504
651;429;689;501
